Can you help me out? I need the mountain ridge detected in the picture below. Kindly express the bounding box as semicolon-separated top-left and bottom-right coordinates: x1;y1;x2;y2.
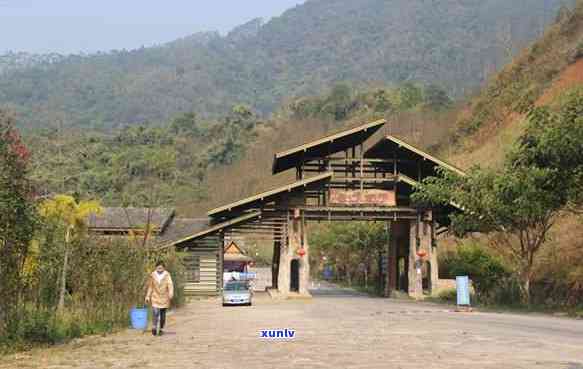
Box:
0;0;574;128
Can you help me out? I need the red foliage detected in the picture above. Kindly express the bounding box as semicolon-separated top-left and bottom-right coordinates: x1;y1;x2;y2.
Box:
2;126;30;165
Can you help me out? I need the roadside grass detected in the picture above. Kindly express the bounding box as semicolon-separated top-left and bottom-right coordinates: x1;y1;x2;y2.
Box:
333;282;583;320
427;288;583;319
476;303;583;319
0;307;126;355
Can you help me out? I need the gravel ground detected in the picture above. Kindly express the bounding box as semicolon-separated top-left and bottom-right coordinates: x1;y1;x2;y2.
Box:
3;284;583;369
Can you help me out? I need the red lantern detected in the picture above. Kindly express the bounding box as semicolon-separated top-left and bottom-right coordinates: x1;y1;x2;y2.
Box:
416;250;427;259
297;248;306;257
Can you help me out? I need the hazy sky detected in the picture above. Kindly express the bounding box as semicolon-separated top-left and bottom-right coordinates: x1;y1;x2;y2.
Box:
0;0;306;54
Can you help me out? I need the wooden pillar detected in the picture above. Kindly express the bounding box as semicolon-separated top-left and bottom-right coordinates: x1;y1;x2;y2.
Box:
408;211;436;299
383;222;391;298
272;239;281;290
427;212;439;294
390;223;401;293
277;232;291;296
219;234;225;293
277;213;311;297
387;221;408;297
408;216;423;299
299;216;310;295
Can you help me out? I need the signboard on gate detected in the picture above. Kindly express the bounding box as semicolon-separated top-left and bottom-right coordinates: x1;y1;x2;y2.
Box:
456;276;471;306
329;189;396;206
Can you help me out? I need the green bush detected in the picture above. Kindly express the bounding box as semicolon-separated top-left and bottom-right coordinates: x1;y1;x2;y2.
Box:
16;310;61;345
163;252;187;308
1;234;187;353
437;288;458;303
572;40;583;61
444;243;510;304
490;277;523;306
2;309;87;351
436;288;479;305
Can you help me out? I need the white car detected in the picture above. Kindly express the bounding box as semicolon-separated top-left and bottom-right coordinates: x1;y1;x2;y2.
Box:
222;281;252;306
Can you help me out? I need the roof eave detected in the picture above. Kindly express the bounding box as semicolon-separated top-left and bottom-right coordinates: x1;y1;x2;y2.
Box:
367;135;466;177
207;172;333;218
272;119;386;174
157;211;262;250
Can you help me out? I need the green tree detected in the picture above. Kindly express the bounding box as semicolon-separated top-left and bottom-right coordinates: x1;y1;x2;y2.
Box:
413;165;564;304
0;110;36;336
311;222;388;288
39;195;102;312
413;89;583;304
510;89;583;213
423;84;453;111
397;83;424;110
323;83;354;121
170;112;198;136
445;243;509;303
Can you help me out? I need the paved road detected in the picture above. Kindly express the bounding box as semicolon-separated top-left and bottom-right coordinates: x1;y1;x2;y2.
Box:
3;285;583;369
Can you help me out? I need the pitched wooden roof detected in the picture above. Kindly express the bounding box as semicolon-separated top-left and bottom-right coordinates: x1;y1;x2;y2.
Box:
155;218;210;246
207;172;333;218
88;207;175;232
224;241;245;255
158;211;262;249
272;119;386;174
365;135;466;177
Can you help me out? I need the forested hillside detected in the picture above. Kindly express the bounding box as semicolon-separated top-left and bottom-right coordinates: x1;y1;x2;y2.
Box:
427;1;583;307
0;52;65;74
445;0;583;169
0;0;573;128
26;82;451;206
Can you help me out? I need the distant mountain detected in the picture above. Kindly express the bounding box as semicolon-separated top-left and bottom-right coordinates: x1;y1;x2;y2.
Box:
0;52;65;74
0;0;574;128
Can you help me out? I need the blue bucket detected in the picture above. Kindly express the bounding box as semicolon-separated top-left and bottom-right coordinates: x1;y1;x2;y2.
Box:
130;307;148;330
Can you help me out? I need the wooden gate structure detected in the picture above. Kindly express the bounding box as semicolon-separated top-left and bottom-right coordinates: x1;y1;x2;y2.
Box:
161;119;465;298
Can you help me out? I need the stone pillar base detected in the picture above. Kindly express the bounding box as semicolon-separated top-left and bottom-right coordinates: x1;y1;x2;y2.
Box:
267;288;312;300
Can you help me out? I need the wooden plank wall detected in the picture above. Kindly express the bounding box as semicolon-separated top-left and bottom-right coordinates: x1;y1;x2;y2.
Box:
182;236;222;296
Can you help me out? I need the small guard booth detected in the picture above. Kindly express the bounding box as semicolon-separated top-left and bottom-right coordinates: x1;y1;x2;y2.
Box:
223;241;253;273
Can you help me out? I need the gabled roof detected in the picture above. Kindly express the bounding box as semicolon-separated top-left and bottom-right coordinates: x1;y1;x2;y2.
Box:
208;172;333;218
158;211;261;249
224;241;245;255
88;207;175;232
365;135;466;177
155;218;210;246
272;119;386;174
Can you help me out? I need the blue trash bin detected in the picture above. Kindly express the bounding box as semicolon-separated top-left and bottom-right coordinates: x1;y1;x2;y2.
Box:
130;307;148;330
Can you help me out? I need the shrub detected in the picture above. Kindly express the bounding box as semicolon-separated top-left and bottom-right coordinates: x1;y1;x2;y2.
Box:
437;288;457;303
16;310;61;345
445;243;510;304
1;234;187;353
489;277;522;306
571;40;583;61
163;251;187;308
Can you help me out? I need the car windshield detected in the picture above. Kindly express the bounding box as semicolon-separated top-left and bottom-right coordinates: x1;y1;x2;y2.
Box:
225;282;248;291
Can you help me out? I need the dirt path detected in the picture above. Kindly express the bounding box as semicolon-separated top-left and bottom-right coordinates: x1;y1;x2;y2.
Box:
3;286;583;369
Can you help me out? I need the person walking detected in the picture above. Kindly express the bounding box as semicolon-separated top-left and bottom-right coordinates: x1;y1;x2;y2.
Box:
145;261;174;336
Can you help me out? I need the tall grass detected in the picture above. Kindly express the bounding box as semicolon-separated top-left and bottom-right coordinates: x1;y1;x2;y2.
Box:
1;235;185;353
